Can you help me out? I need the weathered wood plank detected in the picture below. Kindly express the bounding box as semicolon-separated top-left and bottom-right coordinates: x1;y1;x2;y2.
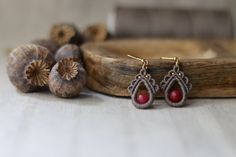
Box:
111;7;233;38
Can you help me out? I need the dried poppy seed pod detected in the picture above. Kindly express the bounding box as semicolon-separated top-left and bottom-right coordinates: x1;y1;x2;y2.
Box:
7;44;55;92
83;23;108;42
32;39;60;56
50;23;83;46
49;58;87;98
55;44;82;62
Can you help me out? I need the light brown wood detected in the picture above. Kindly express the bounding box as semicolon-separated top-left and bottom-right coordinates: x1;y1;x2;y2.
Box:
81;39;236;97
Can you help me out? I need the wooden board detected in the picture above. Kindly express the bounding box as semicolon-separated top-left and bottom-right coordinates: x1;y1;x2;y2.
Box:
81;39;236;97
111;7;234;38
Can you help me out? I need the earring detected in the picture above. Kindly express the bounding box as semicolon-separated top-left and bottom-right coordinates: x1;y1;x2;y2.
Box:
127;55;159;109
160;57;192;107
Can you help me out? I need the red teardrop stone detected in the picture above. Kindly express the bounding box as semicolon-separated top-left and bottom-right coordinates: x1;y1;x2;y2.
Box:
168;89;183;103
136;91;150;104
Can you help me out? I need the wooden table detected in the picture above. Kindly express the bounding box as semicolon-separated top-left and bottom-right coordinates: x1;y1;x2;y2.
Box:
0;46;236;157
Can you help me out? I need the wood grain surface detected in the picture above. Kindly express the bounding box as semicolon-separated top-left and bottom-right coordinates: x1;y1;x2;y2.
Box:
81;39;236;97
112;7;234;38
1;50;236;157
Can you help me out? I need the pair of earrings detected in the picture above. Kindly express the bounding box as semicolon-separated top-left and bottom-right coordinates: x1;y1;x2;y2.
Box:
127;55;192;109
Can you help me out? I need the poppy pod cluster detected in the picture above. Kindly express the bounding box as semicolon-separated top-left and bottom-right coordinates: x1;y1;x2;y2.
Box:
7;43;87;98
6;23;110;98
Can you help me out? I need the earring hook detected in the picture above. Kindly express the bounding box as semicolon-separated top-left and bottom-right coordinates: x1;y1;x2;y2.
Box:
160;57;180;66
127;54;148;69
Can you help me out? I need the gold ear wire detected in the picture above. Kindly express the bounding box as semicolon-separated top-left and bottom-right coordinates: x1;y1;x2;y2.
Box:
160;57;180;66
127;54;149;69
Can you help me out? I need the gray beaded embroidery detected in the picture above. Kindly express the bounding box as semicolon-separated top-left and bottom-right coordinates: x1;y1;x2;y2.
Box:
160;65;192;107
128;67;159;109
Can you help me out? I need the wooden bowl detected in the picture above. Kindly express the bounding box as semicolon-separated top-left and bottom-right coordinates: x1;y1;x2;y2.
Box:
81;39;236;97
